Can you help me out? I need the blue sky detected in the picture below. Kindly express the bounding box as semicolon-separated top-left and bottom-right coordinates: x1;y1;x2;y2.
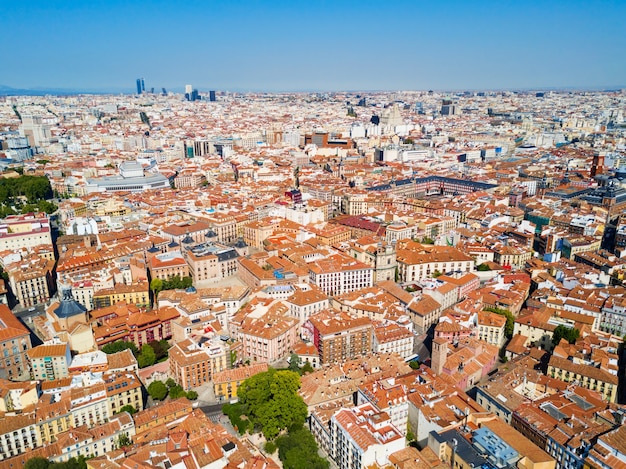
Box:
2;0;625;92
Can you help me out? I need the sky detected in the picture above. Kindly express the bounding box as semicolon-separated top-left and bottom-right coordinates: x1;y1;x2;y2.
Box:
2;0;625;92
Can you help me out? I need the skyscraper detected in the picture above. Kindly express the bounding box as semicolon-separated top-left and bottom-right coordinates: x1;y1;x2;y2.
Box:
136;78;142;95
209;90;216;102
141;78;145;93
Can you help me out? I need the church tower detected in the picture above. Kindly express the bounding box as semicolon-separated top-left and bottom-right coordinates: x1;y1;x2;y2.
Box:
431;337;448;376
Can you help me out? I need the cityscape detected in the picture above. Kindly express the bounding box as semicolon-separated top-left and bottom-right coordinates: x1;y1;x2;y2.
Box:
1;2;626;469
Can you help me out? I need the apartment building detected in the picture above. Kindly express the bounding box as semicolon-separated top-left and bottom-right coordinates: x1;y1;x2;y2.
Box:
184;243;239;284
27;343;71;381
0;304;32;380
477;310;507;348
230;298;299;363
372;322;414;359
93;306;179;349
92;281;150;309
169;338;229;389
396;241;475;283
307;311;373;364
213;362;269;401
329;402;405;469
283;286;329;326
308;253;374;296
148;251;189;281
104;370;144;414
547;355;618;403
0;213;53;252
6;257;56;308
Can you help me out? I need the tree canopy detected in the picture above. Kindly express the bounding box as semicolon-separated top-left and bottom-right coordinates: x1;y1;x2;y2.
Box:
237;368;307;440
147;380;168;401
24;456;87;469
552;325;580;346
137;344;156;368
276;426;329;469
101;340;138;356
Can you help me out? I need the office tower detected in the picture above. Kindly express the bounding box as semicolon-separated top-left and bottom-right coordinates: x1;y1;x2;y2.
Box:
141;79;145;93
162;88;167;96
191;89;199;101
136;78;142;94
185;84;193;94
209;90;216;102
441;99;458;116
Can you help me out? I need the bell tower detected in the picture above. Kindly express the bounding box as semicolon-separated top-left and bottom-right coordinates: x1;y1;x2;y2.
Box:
431;337;448;376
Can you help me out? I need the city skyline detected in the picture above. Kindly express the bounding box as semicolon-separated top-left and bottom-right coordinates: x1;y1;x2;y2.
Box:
3;0;626;92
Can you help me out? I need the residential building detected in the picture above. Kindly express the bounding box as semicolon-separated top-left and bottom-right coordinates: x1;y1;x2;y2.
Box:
329;402;405;469
308;253;374;296
169;338;230;389
0;304;32;380
213;362;269;401
27;342;71;381
306;310;373;364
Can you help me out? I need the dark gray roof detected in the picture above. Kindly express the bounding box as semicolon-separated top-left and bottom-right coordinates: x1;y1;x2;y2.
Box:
54;289;87;319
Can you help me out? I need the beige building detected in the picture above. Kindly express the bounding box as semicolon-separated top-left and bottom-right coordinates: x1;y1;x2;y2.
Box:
0;213;53;252
230;298;299;363
169;338;229;389
104;370;144;414
6;256;56;308
27;343;71;381
547;355;618;403
477;310;507;348
396;241;475;283
308;253;374;296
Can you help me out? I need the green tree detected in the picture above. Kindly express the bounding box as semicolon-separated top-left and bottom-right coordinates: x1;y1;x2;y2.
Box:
149;340;169;361
169;385;186;399
150;277;163;303
116;433;132;448
166;377;176;388
186;390;198;400
101;340;138;356
147;380;168;401
552;325;580;346
409;360;420;370
24;458;50;469
476;263;491;271
137;344;156;368
117;404;137;414
288;353;300;373
222;402;251;434
421;237;435;244
300;361;314;375
276;426;329;469
238;369;307;440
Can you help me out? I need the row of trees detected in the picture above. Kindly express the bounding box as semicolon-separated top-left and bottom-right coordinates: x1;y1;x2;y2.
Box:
24;457;87;469
150;276;194;300
147;378;198;401
101;339;170;368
